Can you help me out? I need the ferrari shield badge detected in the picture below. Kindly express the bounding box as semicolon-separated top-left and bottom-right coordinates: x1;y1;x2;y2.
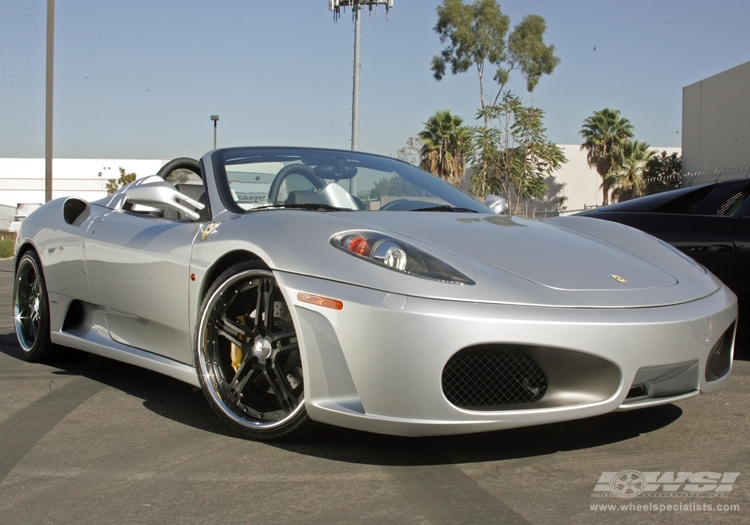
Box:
201;222;219;241
610;274;628;285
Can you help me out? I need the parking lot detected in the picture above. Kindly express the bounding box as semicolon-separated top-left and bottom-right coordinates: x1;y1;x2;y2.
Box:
0;256;748;524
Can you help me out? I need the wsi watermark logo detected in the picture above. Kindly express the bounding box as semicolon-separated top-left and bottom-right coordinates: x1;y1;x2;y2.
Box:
591;471;740;498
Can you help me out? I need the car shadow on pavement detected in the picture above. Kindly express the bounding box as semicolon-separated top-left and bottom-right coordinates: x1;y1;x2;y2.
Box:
0;331;685;466
0;332;233;438
272;405;683;466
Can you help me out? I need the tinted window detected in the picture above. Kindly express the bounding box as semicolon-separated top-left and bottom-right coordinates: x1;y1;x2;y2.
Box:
655;180;750;215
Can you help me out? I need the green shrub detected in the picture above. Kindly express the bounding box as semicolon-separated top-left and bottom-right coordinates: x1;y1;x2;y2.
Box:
0;238;15;259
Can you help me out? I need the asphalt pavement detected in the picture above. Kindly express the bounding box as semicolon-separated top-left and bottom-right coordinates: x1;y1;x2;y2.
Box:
0;256;748;525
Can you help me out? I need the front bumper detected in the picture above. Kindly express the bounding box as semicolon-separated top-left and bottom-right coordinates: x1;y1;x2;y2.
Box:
276;271;737;437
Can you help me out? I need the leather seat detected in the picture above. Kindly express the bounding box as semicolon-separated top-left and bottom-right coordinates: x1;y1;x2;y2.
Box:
285;191;323;205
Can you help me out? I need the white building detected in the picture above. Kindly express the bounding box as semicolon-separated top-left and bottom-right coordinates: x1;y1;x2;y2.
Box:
682;60;750;186
525;144;681;216
0;158;166;209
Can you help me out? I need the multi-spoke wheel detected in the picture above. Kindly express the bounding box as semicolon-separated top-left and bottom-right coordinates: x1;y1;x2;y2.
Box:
14;250;60;362
195;262;309;440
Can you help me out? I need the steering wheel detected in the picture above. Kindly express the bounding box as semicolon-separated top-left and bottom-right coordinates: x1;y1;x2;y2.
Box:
267;165;327;205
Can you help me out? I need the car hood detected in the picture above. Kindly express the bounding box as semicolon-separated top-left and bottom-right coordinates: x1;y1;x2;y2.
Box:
346;213;676;292
201;212;724;309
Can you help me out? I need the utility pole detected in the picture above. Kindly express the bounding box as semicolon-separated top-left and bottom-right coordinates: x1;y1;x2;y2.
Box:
329;1;393;151
45;0;55;202
351;6;361;151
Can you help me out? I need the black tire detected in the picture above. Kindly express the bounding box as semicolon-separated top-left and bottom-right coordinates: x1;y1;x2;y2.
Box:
194;262;309;440
13;250;85;362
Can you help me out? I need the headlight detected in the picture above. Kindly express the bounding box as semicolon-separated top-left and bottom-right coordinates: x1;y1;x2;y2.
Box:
371;240;408;271
332;232;474;285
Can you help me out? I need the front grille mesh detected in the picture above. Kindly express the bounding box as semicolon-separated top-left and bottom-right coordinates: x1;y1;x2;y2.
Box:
442;345;547;410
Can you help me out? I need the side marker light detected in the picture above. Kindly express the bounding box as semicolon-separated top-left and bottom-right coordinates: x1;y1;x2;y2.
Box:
297;292;344;310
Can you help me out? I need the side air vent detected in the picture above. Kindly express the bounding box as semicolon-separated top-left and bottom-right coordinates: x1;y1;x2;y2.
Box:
62;300;84;331
63;198;89;225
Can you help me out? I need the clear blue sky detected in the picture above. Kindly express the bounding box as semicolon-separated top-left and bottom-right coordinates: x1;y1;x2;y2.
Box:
2;0;750;161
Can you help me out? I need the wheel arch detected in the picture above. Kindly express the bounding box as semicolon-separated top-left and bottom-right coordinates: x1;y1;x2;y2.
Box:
199;250;270;300
14;241;39;271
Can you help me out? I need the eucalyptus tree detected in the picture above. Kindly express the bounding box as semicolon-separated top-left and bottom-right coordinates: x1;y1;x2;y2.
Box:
418;110;472;187
431;0;560;126
579;108;634;205
607;139;655;202
105;167;136;195
396;137;422;166
470;93;566;213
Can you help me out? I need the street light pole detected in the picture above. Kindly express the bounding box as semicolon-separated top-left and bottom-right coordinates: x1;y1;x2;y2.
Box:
45;0;55;202
211;115;219;149
351;5;361;151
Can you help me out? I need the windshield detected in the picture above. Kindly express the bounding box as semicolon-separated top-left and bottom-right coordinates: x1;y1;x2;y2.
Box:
213;147;490;213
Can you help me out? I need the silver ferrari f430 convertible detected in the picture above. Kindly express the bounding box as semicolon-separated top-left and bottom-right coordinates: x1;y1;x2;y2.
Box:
13;147;737;440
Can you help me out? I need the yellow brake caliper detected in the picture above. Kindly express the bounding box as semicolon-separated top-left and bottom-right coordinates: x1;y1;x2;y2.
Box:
230;315;249;372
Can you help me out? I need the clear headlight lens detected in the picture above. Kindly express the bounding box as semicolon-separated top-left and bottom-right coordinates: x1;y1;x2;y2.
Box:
333;232;474;285
371;240;408;271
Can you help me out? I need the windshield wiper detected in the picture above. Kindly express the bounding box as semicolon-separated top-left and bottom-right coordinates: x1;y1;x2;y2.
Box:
412;205;478;213
250;203;353;212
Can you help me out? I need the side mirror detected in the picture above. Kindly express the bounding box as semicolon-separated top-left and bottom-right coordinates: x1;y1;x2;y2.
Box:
485;194;508;214
126;176;205;221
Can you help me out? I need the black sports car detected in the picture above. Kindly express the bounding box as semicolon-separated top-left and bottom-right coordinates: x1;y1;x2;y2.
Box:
579;178;750;304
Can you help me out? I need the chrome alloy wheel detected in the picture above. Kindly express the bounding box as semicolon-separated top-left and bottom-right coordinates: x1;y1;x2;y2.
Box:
14;253;45;353
13;250;84;363
196;265;307;439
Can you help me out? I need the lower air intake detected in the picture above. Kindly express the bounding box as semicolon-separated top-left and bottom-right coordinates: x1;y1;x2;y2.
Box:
706;322;735;381
442;345;547;410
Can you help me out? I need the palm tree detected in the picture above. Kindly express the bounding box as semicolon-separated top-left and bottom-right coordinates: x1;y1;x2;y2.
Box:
579;108;634;205
607;139;655;202
418;110;471;187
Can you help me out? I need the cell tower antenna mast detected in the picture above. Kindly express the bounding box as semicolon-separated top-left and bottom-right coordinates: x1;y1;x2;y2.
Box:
330;1;393;151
